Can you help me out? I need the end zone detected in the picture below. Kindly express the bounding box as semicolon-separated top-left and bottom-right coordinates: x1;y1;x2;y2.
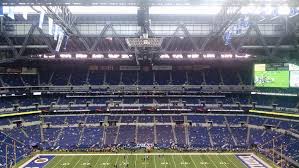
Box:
20;155;55;168
236;154;272;168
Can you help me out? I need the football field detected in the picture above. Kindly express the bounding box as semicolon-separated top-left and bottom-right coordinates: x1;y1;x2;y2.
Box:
20;153;272;168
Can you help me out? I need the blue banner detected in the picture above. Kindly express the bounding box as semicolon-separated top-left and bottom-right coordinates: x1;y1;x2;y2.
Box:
0;2;3;16
290;8;299;17
223;31;232;46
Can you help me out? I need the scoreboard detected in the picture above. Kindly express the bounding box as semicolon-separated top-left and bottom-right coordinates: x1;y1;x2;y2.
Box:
254;63;290;88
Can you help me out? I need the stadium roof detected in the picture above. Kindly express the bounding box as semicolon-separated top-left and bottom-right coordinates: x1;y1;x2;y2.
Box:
0;0;298;64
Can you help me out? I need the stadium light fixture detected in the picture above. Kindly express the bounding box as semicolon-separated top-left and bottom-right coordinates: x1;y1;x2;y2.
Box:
121;54;132;59
68;6;138;14
221;54;233;59
43;54;55;59
278;5;290;15
160;54;170;59
235;54;251;58
3;6;139;15
150;6;221;15
108;54;120;59
172;54;183;59
75;54;88;59
92;54;104;59
60;54;72;59
203;53;215;58
187;54;199;59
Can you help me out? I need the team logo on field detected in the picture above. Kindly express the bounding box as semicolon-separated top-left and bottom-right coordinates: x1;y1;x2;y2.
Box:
237;155;268;168
34;158;49;164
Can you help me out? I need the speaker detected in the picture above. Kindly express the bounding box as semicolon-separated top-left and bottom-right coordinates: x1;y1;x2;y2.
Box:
137;9;145;26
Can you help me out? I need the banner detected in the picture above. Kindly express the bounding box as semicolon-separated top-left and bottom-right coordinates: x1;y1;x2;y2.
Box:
39;11;45;29
0;2;3;16
223;31;232;45
99;66;114;71
55;32;64;52
6;68;22;74
21;67;37;74
54;25;59;40
22;11;28;20
119;66;140;71
152;65;172;71
8;6;14;20
290;8;299;17
63;35;69;50
0;67;21;74
88;65;99;71
48;18;53;35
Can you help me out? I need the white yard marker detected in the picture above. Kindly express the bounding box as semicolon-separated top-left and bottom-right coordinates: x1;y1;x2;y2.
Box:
206;155;218;168
71;156;83;168
51;156;65;168
188;155;198;168
171;155;177;168
224;155;239;168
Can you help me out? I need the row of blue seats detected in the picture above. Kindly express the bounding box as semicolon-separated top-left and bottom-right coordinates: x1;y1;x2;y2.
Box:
1;116;298;166
0;95;298;108
2;115;299;133
0;69;252;87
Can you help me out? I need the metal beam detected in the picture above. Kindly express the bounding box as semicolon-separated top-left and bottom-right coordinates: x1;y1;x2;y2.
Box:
252;23;271;56
241;45;299;49
36;27;56;54
0;45;49;49
17;24;37;58
2;0;290;6
0;31;19;58
200;0;243;51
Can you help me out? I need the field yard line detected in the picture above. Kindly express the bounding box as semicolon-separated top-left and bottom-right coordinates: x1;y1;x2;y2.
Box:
171;155;177;168
224;155;239;168
179;155;188;168
62;156;76;168
124;154;129;167
102;155;111;168
206;155;218;168
94;154;105;167
81;154;93;166
50;156;65;168
195;154;208;168
115;154;120;166
198;155;207;167
71;156;83;168
145;154;147;168
153;155;157;168
188;155;198;168
134;154;137;168
163;155;167;168
216;154;229;168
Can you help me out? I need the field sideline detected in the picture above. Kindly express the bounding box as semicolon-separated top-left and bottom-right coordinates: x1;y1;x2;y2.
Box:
19;153;273;168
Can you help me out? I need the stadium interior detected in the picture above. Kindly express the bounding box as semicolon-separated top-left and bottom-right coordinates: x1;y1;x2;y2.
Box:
0;0;299;168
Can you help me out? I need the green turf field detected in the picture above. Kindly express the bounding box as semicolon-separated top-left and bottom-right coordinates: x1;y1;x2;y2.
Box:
20;153;273;168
